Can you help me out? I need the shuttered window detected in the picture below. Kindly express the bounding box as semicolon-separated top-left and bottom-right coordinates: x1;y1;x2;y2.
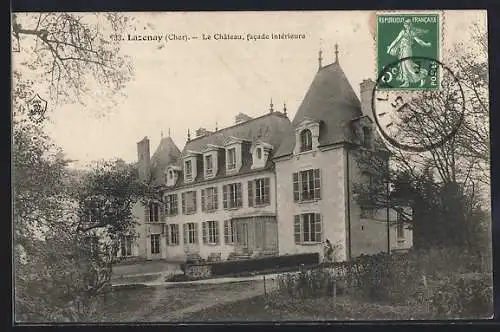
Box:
165;194;178;216
223;183;242;209
248;178;270;206
148;202;160;222
293;213;322;244
182;191;197;214
201;187;218;212
292;169;321;202
168;224;179;245
202;221;220;244
224;219;235;244
150;234;160;254
183;222;198;244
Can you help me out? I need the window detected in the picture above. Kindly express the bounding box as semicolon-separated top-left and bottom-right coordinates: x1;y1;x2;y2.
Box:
150;234;160;254
300;129;312;152
167;224;179;245
201;187;218;212
165;194;178;216
181;191;197;214
227;148;236;170
396;213;405;239
293;169;321;202
248;178;270;206
294;213;322;244
169;170;173;179
148;202;160;222
121;235;133;256
205;155;213;176
256;148;262;159
363;127;372;148
223;183;242;209
202;221;220;244
224;219;235;244
185;160;193;180
183;222;198;244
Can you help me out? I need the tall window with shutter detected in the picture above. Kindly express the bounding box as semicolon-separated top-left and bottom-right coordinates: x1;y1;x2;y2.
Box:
181;191;197;214
223;183;242;209
150;234;160;254
202;221;220;244
167;224;179;245
201;187;218;212
292;169;321;202
148;202;160;222
248;178;270;207
293;213;322;244
224;219;235;244
165;194;178;216
183;222;198;244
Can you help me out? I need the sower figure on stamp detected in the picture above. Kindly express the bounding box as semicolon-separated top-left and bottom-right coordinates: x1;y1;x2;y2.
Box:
323;239;334;263
387;18;432;87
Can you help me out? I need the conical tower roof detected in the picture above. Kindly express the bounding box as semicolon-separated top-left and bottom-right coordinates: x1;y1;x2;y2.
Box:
276;61;362;157
150;136;181;185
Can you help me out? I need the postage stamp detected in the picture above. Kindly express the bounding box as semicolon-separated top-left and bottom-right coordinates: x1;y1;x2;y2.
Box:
376;13;441;90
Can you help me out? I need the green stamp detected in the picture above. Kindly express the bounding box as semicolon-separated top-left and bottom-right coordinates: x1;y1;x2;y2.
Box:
377;13;440;90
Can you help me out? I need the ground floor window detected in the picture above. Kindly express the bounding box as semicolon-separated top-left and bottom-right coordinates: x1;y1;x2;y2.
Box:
121;235;133;257
150;234;160;254
224;219;235;244
203;220;219;244
294;213;322;244
168;224;179;245
183;222;198;244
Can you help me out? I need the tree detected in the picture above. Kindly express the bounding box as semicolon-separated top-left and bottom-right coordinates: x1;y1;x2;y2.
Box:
12;12;138;322
353;26;490;252
12;12;134;110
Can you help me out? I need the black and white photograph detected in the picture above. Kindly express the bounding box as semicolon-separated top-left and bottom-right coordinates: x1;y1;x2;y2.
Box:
11;10;492;323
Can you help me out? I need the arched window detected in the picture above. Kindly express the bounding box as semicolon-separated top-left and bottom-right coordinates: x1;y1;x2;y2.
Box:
300;129;312;152
256;147;262;159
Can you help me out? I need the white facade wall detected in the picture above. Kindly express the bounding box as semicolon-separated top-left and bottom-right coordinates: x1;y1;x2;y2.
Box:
275;147;348;261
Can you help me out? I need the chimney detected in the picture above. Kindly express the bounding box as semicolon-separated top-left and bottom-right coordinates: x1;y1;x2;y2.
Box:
235;112;253;124
195;127;213;138
360;79;376;119
137;136;151;182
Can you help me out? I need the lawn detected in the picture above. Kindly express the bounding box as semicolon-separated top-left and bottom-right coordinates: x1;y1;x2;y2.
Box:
91;280;267;322
183;294;432;321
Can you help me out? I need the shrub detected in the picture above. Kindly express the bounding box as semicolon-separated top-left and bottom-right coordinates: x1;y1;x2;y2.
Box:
430;273;493;319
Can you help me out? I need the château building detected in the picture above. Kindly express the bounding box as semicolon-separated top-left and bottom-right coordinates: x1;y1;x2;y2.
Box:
117;48;413;261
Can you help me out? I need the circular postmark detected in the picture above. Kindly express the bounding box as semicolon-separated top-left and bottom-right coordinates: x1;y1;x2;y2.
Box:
371;56;465;153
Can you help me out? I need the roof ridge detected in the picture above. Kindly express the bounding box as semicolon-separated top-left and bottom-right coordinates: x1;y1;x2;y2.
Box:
187;111;289;144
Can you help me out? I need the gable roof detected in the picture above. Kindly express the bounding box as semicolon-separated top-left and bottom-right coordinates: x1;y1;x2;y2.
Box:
275;61;362;158
150;137;181;186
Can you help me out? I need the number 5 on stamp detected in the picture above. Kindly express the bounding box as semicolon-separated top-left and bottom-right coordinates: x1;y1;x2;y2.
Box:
376;13;441;90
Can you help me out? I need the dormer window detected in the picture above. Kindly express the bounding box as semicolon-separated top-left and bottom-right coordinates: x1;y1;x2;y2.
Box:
227;148;236;170
300;129;312;152
205;155;213;176
294;119;320;155
256;148;262;159
169;170;173;179
165;165;181;187
185;160;193;180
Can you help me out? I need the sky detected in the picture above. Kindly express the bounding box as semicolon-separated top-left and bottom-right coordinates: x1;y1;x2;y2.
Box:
12;10;487;169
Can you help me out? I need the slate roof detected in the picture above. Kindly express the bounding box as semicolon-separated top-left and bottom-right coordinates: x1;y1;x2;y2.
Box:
150;137;182;186
275;61;362;158
151;112;293;188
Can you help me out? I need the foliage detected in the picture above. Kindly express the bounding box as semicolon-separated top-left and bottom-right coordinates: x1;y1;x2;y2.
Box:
430;273;493;319
12;12;134;109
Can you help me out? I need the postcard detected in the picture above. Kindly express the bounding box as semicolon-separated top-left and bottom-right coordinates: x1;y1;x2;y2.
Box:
11;10;492;323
